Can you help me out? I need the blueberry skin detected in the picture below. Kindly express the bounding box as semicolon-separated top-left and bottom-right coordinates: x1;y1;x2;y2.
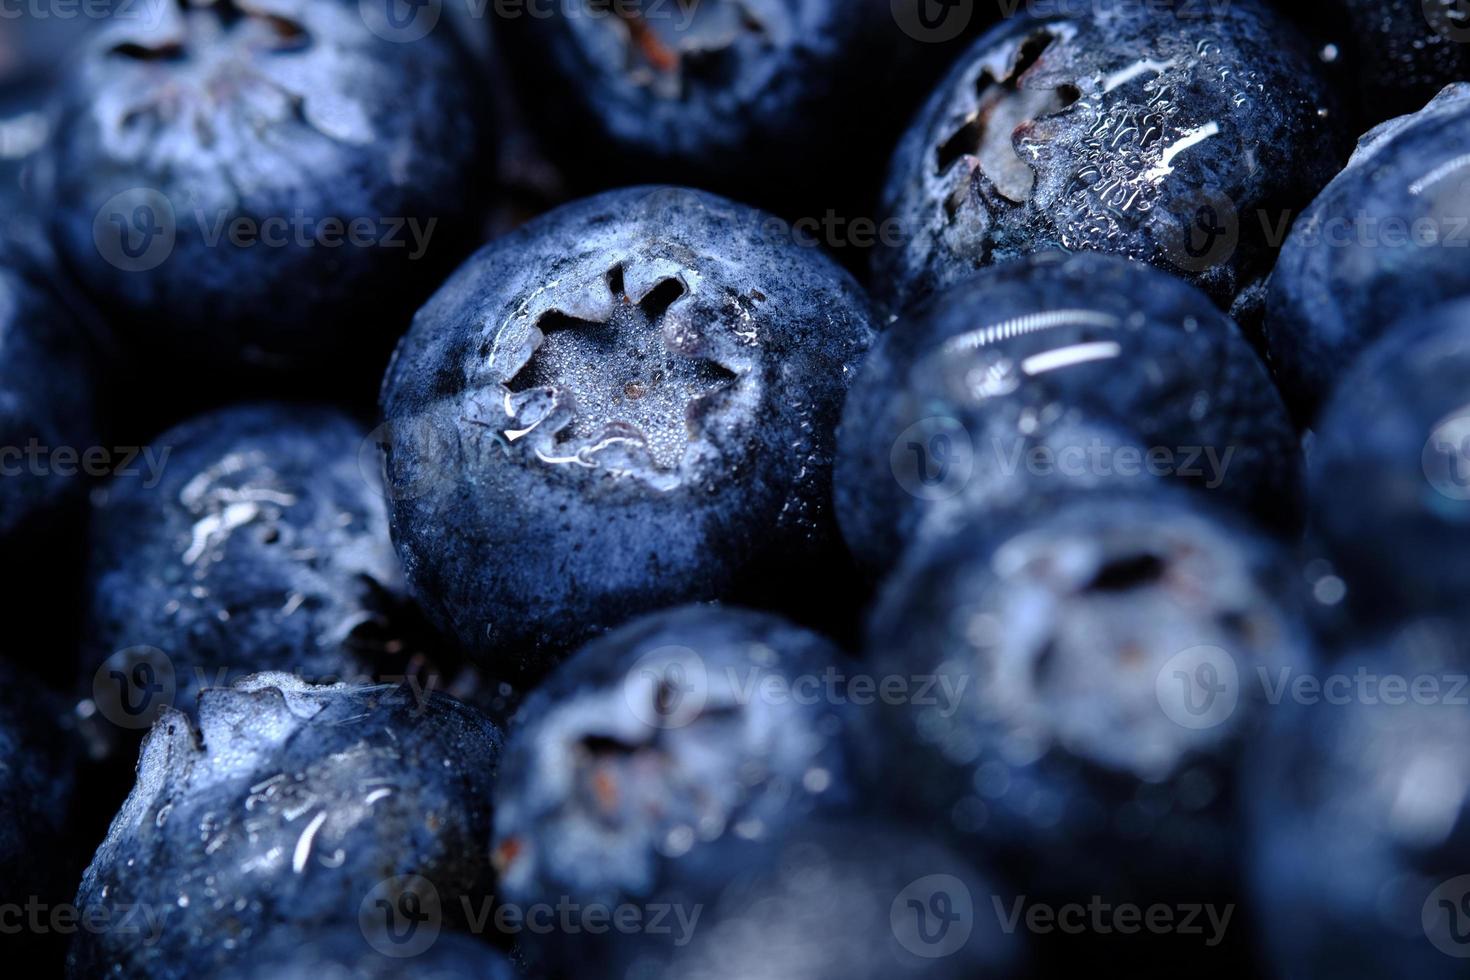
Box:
1266;84;1470;421
499;0;929;208
44;0;487;379
1310;299;1470;625
1244;625;1470;979
873;0;1342;314
380;186;877;677
212;926;518;980
0;663;81;908
67;674;503;980
862;494;1313;900
834;251;1300;576
597;820;1025;980
0;251;100;547
81;403;423;753
491;605;859;918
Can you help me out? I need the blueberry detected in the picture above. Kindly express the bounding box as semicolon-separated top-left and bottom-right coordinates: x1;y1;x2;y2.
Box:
498;0;935;209
43;0;489;382
834;251;1300;576
873;0;1342;313
1309;299;1470;625
1244;623;1470;979
379;186;877;677
81;403;433;756
211;925;517;980
1266;83;1470;420
861;493;1314;901
490;605;858;920
67;674;503;980
596;820;1026;980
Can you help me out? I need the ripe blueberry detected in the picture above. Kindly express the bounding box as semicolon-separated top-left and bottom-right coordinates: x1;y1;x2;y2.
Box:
1310;298;1470;625
1244;624;1470;979
874;0;1342;313
490;605;859;930
862;493;1314;901
379;187;876;677
1267;83;1470;419
43;0;489;381
81;403;433;756
834;251;1299;576
68;674;503;980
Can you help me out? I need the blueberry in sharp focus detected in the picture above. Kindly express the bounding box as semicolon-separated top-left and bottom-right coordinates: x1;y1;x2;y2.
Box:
1266;83;1470;420
861;493;1314;901
490;605;859;924
43;0;489;382
379;186;877;677
67;674;503;980
81;403;432;757
1309;299;1470;626
498;0;935;209
597;820;1026;980
873;0;1343;314
1244;621;1470;979
834;251;1300;577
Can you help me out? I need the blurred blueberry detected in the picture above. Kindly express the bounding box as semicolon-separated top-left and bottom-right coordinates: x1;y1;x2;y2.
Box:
862;493;1314;902
835;251;1299;576
1266;83;1470;419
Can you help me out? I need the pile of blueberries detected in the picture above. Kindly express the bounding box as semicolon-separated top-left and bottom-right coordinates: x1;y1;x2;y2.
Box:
7;1;1470;977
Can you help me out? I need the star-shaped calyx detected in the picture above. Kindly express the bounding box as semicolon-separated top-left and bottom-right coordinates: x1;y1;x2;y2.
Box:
597;0;769;99
497;263;740;481
935;30;1080;213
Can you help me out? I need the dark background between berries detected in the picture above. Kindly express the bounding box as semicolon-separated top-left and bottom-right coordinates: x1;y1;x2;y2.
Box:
5;1;1470;978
